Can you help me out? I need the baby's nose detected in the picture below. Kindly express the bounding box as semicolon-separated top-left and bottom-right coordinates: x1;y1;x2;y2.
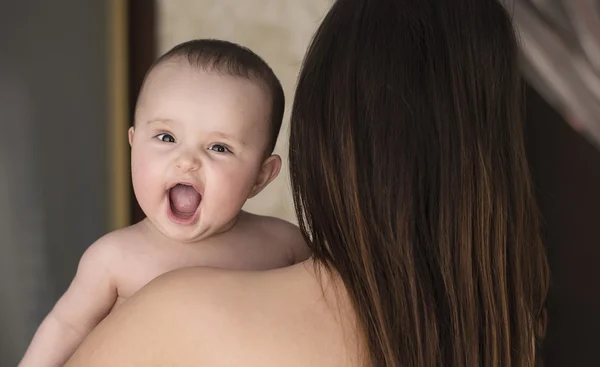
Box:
174;153;200;172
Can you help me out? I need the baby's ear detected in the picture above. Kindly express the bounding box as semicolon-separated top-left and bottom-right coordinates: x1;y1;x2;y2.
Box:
128;126;135;146
248;154;282;198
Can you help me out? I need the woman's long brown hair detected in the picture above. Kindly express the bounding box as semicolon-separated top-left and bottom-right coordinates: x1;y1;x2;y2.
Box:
289;0;550;366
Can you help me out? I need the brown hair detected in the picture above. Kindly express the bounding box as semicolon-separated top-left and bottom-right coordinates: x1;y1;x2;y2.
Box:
289;0;549;366
143;39;284;153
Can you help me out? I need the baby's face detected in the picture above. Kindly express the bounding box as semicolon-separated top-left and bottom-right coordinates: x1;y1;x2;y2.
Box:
130;61;274;242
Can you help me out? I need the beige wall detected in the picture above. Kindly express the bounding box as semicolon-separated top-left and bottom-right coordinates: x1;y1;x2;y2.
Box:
157;0;330;223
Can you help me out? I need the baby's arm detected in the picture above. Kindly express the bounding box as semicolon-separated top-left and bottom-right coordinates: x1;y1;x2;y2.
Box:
288;229;312;264
19;236;120;367
273;220;311;265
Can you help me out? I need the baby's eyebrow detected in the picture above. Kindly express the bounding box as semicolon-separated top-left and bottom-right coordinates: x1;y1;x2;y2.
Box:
146;118;176;126
210;131;248;147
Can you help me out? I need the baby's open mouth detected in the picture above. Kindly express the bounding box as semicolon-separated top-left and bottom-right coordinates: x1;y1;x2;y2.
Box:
168;183;202;219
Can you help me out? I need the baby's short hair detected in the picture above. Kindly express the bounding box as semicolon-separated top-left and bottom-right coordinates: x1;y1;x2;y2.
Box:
151;39;285;154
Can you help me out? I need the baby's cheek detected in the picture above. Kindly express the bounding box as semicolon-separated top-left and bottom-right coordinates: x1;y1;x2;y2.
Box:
131;162;152;186
215;170;254;202
131;153;150;179
230;167;258;190
132;159;163;198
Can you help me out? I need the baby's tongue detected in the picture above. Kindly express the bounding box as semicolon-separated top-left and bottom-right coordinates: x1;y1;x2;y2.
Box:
169;184;201;216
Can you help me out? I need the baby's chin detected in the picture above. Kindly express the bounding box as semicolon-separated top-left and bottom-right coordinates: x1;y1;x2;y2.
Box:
157;223;212;243
150;215;237;244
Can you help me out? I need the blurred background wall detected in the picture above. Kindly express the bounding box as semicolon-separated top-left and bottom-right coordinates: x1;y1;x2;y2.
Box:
0;1;110;364
1;1;599;366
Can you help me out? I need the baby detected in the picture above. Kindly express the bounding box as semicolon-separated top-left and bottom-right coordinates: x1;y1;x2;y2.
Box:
19;39;310;367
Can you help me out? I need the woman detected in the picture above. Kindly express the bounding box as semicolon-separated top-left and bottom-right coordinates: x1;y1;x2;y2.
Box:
66;0;549;365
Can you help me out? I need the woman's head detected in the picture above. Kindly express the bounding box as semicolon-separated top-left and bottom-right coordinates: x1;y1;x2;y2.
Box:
289;0;549;366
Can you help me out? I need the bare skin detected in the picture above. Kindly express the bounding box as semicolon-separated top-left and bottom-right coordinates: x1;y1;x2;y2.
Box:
65;259;365;367
19;212;309;367
20;54;308;366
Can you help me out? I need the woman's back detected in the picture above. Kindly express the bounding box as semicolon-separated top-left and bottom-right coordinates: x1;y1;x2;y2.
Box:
66;261;365;367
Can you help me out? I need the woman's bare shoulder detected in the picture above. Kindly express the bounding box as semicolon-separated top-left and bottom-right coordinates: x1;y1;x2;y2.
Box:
66;260;362;367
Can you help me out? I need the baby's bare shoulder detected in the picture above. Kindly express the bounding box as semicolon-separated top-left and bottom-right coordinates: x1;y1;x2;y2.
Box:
239;212;311;263
81;223;147;270
239;212;300;241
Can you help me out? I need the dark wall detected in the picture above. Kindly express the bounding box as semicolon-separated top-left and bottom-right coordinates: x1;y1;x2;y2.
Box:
525;86;600;366
0;0;109;364
128;0;156;224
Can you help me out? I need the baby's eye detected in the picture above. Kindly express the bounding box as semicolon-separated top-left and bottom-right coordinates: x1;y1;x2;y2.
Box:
156;133;175;143
208;144;230;153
